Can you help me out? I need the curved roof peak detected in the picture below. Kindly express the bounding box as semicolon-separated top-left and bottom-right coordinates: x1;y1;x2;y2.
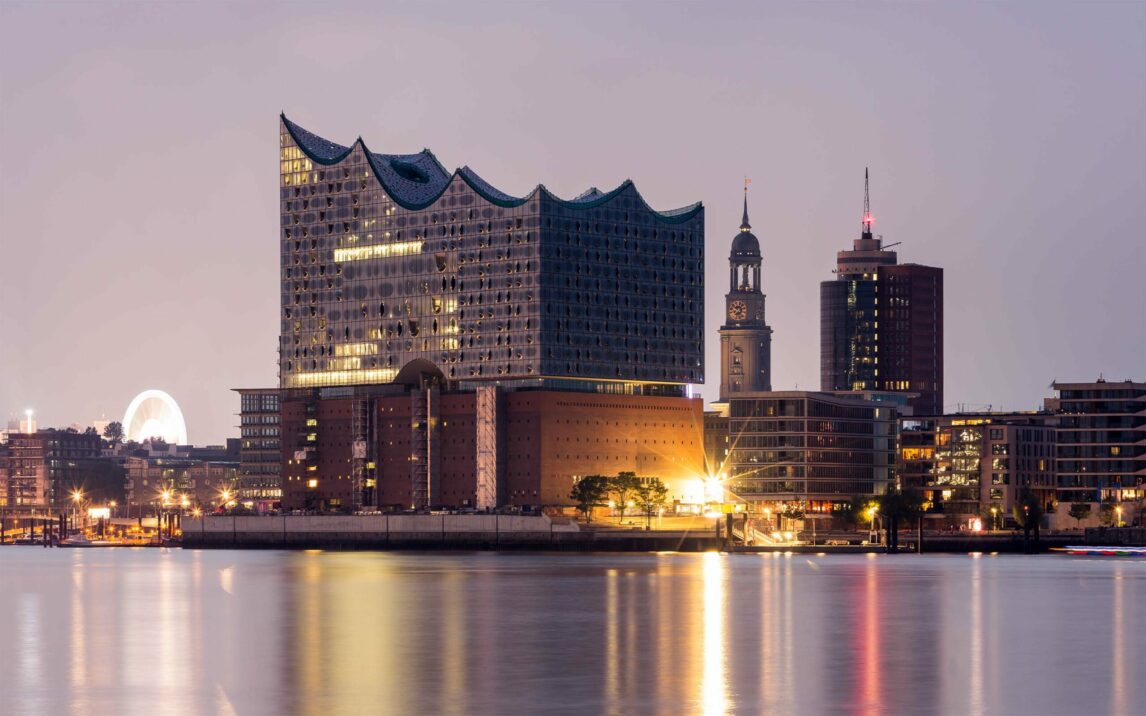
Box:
281;115;701;222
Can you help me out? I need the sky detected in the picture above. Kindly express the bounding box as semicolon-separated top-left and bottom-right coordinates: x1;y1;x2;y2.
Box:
1;1;1143;444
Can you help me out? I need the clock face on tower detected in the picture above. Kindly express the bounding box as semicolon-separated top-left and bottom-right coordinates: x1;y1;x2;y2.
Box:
728;300;747;320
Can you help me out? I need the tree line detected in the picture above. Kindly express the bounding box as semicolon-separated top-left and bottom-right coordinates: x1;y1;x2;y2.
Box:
569;472;669;528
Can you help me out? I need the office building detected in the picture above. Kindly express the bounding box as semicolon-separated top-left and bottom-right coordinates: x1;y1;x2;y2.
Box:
125;456;240;510
234;389;282;509
2;430;102;509
820;171;944;415
1048;379;1145;504
898;412;1057;520
725;391;898;509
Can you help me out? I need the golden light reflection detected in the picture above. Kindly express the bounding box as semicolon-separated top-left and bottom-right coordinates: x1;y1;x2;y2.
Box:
857;554;882;715
300;554;323;715
605;568;619;713
70;554;87;692
969;554;983;715
701;551;728;716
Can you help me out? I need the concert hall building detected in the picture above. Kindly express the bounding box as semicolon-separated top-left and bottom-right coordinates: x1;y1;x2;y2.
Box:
270;116;706;511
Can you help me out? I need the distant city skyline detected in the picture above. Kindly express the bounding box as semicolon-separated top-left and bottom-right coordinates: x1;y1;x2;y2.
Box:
2;1;1143;443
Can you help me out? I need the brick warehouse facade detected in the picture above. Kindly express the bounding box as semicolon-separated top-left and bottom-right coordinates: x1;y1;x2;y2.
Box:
282;384;704;511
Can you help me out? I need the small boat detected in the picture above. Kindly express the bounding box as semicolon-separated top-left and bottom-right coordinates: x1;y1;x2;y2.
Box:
1054;545;1146;557
59;535;116;548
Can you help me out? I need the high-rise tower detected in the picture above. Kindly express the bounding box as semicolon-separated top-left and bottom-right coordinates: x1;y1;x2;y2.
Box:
719;191;772;399
820;170;943;414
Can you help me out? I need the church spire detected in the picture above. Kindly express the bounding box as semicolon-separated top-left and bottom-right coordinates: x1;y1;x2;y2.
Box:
741;176;752;231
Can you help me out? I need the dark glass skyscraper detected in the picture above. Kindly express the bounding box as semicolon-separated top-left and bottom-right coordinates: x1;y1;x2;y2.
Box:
278;115;704;394
820;171;943;415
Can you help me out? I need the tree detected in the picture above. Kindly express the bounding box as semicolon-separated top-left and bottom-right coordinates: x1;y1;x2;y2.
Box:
780;502;806;520
1013;488;1045;553
569;475;610;523
608;472;642;520
634;478;669;530
103;421;124;446
83;426;99;436
841;496;878;530
1068;502;1091;529
1098;497;1118;527
879;490;924;553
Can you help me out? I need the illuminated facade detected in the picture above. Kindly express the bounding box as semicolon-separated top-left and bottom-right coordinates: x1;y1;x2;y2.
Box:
281;387;704;511
124;456;239;509
898;413;1057;519
278;115;704;392
820;171;943;415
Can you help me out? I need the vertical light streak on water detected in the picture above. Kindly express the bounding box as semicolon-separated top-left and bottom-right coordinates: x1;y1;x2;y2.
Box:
654;557;673;706
1112;564;1125;716
701;551;728;716
442;570;467;714
760;555;774;709
605;568;619;716
157;550;190;716
299;554;323;716
70;553;86;693
624;570;638;700
779;555;794;706
860;553;881;715
17;592;40;716
969;554;984;716
189;550;207;716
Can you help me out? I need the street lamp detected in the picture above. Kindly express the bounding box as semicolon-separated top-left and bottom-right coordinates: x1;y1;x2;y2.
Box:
70;490;85;537
990;506;998;531
868;506;880;545
1115;506;1123;528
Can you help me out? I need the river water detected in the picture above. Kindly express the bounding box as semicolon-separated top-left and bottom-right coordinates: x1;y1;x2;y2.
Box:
0;548;1141;716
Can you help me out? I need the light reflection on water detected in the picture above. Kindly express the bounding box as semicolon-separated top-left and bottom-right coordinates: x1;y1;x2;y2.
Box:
0;549;1143;716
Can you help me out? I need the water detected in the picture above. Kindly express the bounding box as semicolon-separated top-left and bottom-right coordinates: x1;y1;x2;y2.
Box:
0;549;1142;716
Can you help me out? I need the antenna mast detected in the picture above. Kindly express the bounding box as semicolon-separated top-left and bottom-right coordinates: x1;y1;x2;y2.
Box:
862;167;873;235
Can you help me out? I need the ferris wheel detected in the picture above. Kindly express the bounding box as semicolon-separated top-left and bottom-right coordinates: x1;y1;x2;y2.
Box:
122;389;188;445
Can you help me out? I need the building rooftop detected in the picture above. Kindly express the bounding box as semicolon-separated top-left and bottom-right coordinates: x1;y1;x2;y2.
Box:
281;114;702;221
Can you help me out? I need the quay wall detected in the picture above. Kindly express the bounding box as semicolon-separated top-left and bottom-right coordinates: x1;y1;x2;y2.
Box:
180;515;720;552
1084;527;1146;546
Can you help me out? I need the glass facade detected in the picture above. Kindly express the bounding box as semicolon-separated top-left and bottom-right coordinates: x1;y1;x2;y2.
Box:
278;116;704;393
726;393;896;501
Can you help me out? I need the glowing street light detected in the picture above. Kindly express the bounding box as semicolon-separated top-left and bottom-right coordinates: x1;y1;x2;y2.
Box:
1115;506;1123;527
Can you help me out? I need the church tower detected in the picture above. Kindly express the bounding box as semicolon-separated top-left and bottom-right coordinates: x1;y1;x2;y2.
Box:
719;190;773;400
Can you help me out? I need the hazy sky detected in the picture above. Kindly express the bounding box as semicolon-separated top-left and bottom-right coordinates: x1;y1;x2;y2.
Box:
1;1;1143;444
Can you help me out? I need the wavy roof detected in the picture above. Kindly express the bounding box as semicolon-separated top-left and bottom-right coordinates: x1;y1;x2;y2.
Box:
282;115;702;223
